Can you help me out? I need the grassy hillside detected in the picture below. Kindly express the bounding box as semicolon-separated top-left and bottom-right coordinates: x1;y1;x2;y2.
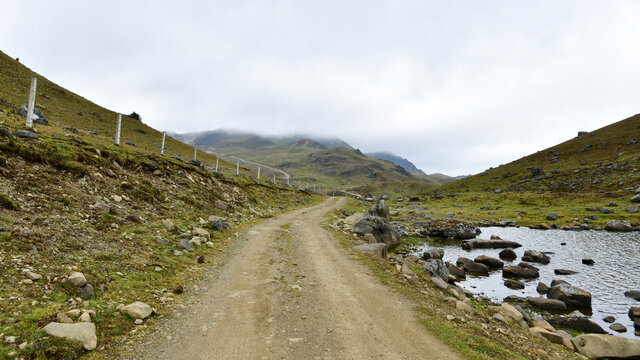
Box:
0;51;244;173
443;114;640;194
0;49;321;359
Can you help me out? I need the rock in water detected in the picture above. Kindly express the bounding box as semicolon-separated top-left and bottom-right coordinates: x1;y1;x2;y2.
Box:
548;283;592;309
461;239;521;250
422;248;444;260
629;307;640;327
549;311;605;333
462;261;489;275
504;279;524;289
42;322;97;350
527;297;567;310
474;255;504;269
536;282;550;294
354;243;387;259
522;250;550;264
625;291;640;301
503;265;539;279
498;248;517;261
582;258;595;265
420;219;480;240
572;334;640;359
554;269;578;275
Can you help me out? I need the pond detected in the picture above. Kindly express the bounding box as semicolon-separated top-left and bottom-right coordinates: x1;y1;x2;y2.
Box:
412;226;640;338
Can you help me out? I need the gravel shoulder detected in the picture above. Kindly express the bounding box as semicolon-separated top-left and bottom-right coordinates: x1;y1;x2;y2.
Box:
129;197;461;360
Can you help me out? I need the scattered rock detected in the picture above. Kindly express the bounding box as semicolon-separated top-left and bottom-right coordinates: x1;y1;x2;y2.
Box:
368;199;390;222
125;301;153;319
549;311;605;333
192;227;210;238
624;291;640;301
15;130;38;139
420;219;480;240
462;261;489;275
461;239;521;250
504;279;524;289
354;243;387;258
609;323;627;333
162;219;175;231
56;313;74;324
572;334;640;359
582;258;595;265
537;282;549;294
456;300;473;314
79;312;92;323
422;248;444;260
605;219;634;232
446;262;466;279
474;255;504;269
603;316;616;323
503;265;539;279
23;271;42;280
522;250;550;264
178;239;194;252
529;327;564;345
554;269;578;275
68;272;87;287
548;283;592;309
423;259;450;281
352;216;401;249
429;276;449;290
626;205;640;214
527;297;567;311
629;307;640;327
77;283;95;299
0;127;13;138
632;194;640;203
42;322;97;350
546;213;559;221
363;233;377;243
18;104;48;125
498;248;517;261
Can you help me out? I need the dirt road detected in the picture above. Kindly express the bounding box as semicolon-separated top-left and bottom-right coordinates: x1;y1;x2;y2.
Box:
135;198;461;360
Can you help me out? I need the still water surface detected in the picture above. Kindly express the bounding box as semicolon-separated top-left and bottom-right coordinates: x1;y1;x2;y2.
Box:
413;227;640;338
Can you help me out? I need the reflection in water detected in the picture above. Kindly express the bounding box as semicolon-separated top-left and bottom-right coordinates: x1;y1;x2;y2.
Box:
412;227;640;338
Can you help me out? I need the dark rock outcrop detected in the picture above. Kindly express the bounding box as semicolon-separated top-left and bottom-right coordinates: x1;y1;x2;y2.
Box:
18;104;48;125
461;239;522;250
549;311;606;334
498;248;517;261
522;250;550;264
503;265;539;279
528;297;567;311
352;216;401;249
474;255;504;269
419;219;480;240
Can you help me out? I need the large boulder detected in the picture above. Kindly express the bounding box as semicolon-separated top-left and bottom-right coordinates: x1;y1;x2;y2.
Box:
503;265;539;279
605;220;634;232
446;262;466;279
423;259;450;281
354;243;387;259
548;311;605;334
547;283;592;309
18;104;48;125
522;250;550;264
572;334;640;359
529;327;564;345
368;200;390;222
352;216;401;249
344;212;366;226
42;322;97;350
474;255;504;269
461;239;521;250
418;219;480;240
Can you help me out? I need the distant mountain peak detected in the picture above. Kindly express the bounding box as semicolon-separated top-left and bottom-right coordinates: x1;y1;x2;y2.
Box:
365;151;425;174
290;138;327;149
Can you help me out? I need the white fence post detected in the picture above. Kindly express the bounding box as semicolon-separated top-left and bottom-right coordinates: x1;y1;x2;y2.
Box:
287;177;290;186
236;161;239;175
215;157;218;172
273;174;276;183
257;168;261;179
115;113;121;145
160;132;166;155
193;148;197;161
25;78;37;128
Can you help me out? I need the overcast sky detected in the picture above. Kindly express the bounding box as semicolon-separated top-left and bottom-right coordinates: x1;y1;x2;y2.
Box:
2;1;639;175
